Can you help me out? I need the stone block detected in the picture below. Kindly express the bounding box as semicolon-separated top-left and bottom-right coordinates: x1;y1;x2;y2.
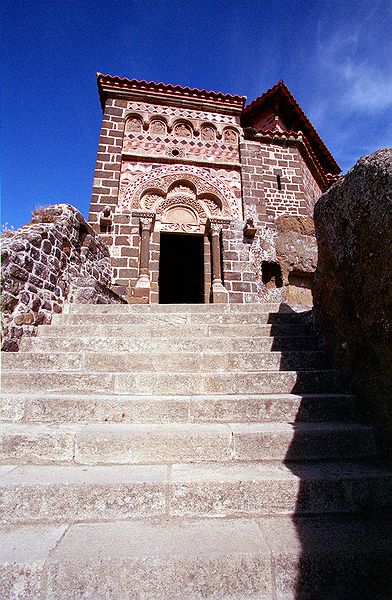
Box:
45;520;272;599
0;424;79;464
0;525;67;599
0;465;167;523
75;423;232;465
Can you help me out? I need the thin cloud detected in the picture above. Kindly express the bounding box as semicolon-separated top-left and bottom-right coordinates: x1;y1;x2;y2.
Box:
315;2;392;114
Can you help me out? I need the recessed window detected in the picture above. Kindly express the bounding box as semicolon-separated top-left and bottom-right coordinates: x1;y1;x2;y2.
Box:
277;174;282;190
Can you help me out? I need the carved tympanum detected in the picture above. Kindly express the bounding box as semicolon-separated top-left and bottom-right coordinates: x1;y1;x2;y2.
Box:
223;129;237;144
150;120;166;135
201;126;215;141
174;124;192;138
126;117;143;133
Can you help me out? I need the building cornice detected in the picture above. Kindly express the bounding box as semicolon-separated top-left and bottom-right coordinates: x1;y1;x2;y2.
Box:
97;73;246;116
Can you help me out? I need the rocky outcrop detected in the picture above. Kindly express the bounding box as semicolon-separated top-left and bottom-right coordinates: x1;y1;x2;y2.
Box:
1;204;124;351
313;148;392;460
274;216;317;305
248;216;317;305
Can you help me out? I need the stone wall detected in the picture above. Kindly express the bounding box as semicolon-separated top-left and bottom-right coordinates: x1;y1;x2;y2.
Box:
313;149;392;460
1;204;124;351
88;97;243;234
221;215;317;304
89;99;125;225
240;140;323;224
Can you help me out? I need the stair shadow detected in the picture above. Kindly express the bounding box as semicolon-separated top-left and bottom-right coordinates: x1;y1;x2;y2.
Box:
272;302;392;599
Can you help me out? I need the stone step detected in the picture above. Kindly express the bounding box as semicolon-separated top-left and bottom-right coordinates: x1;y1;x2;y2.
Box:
68;302;298;314
2;392;356;424
36;322;312;338
2;516;391;599
2;351;328;373
55;311;309;326
0;422;376;465
20;334;319;353
1;462;391;524
1;369;342;395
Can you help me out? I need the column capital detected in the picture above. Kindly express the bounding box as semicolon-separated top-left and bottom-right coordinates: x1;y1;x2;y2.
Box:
208;216;231;236
140;217;154;231
131;209;155;232
210;222;223;236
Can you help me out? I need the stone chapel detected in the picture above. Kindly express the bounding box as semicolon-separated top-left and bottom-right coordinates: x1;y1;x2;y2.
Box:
88;74;340;304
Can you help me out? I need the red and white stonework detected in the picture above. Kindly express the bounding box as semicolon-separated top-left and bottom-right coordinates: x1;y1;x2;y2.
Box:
88;75;340;304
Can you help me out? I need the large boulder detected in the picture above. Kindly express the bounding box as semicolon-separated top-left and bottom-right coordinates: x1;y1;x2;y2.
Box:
313;149;392;460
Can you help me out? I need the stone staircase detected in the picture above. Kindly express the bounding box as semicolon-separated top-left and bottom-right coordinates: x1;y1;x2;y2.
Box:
1;303;392;599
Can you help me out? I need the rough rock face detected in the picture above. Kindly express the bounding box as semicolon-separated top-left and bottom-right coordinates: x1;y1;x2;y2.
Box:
247;216;318;305
274;216;317;305
1;204;124;351
313;148;392;460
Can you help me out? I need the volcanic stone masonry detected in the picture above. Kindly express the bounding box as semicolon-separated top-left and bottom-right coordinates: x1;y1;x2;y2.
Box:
1;205;124;351
88;75;341;305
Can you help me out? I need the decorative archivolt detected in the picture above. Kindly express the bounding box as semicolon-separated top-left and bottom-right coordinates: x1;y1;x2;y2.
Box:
119;164;240;219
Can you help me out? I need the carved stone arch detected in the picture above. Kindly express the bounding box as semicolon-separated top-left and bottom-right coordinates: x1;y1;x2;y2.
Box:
172;120;193;139
125;114;143;134
222;127;238;145
149;117;167;136
140;188;165;211
200;123;217;142
120;165;240;219
167;179;197;196
198;193;222;217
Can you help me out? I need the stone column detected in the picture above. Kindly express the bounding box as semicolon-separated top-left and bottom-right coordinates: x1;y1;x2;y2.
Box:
133;212;155;301
210;221;229;304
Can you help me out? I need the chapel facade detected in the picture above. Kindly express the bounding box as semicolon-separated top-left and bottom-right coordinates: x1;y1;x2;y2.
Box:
88;74;340;304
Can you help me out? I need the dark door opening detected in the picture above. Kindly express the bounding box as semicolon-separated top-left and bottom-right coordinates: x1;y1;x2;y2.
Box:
159;233;204;304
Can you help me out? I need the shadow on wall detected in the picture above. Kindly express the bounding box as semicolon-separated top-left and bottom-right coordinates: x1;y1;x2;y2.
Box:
270;303;392;599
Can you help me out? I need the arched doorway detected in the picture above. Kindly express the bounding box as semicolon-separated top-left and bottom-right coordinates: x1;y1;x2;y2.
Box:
120;167;236;303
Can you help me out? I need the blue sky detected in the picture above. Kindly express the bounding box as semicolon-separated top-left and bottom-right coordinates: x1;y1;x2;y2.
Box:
2;0;391;229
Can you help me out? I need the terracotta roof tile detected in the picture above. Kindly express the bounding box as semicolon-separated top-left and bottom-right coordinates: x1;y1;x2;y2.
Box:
243;80;341;175
97;73;246;106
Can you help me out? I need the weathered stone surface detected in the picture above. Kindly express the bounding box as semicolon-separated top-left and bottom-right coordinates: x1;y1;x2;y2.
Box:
169;462;392;517
231;422;376;461
75;423;232;465
0;465;166;523
1;204;124;352
313;149;392;460
0;424;79;464
45;520;272;599
258;515;392;599
20;332;318;353
274;220;317;305
35;321;312;339
0;524;67;599
275;215;315;236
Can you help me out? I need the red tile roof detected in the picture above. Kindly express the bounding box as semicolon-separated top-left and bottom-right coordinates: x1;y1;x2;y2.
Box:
97;73;246;107
243;80;341;176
